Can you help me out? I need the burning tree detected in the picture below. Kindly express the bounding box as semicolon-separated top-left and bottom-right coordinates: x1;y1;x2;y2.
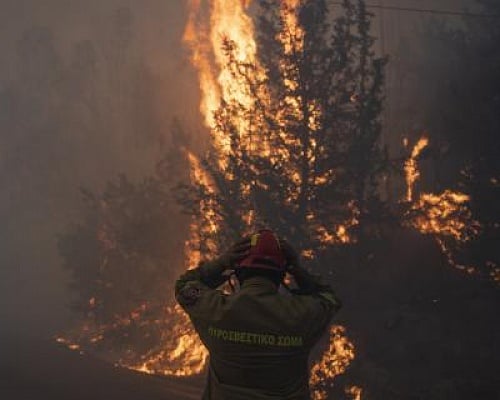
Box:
181;0;387;264
180;0;385;398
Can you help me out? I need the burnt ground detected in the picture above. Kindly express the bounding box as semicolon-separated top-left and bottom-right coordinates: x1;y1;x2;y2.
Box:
0;333;205;400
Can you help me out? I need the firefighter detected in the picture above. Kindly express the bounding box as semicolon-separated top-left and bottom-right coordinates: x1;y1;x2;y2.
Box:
175;229;341;399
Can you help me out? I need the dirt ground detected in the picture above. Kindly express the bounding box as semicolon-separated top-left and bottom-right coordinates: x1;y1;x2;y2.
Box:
0;333;205;400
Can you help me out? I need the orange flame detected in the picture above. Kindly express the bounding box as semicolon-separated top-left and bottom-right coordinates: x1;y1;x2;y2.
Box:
182;1;358;394
128;306;209;376
309;325;358;400
183;0;265;156
345;385;363;400
404;137;481;274
174;0;269;378
404;137;429;202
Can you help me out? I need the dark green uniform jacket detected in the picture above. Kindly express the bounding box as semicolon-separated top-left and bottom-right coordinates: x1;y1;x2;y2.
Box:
175;262;341;400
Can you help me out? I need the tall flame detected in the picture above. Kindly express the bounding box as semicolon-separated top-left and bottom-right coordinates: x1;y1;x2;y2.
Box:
184;0;263;155
404;136;429;202
182;0;358;396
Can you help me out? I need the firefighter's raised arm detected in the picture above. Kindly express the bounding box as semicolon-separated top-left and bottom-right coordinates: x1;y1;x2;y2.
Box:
175;238;250;308
280;239;341;346
280;239;341;311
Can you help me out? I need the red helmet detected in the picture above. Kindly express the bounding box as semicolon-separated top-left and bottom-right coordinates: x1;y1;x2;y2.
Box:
237;229;286;272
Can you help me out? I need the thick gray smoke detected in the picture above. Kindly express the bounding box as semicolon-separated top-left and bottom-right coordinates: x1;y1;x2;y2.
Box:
0;0;203;337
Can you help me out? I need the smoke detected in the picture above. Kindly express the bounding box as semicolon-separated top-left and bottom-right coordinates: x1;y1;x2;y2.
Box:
0;0;202;337
0;0;493;343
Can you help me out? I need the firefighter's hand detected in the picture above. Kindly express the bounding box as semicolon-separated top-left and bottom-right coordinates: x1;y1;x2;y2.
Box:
217;237;251;269
279;239;300;270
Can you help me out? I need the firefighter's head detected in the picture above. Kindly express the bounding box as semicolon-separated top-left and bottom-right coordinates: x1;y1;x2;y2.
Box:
235;229;286;286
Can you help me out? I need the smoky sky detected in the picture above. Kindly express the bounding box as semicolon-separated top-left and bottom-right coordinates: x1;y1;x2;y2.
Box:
0;0;480;337
0;0;204;337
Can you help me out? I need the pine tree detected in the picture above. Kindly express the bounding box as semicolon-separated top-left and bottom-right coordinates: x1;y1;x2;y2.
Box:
180;0;387;268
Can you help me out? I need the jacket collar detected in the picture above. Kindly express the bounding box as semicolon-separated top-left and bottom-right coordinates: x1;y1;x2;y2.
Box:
240;275;279;295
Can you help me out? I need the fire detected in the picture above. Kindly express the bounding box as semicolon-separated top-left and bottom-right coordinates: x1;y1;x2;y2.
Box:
183;0;265;155
157;0;270;380
56;2;493;397
56;337;81;352
56;302;208;377
127;306;208;376
404;136;429;202
404;137;481;274
186;151;220;261
182;0;357;394
345;385;363;400
58;2;358;396
409;191;478;241
309;325;359;400
280;0;304;54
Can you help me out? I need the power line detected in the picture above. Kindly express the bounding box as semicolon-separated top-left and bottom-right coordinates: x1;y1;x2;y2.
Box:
328;1;500;18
